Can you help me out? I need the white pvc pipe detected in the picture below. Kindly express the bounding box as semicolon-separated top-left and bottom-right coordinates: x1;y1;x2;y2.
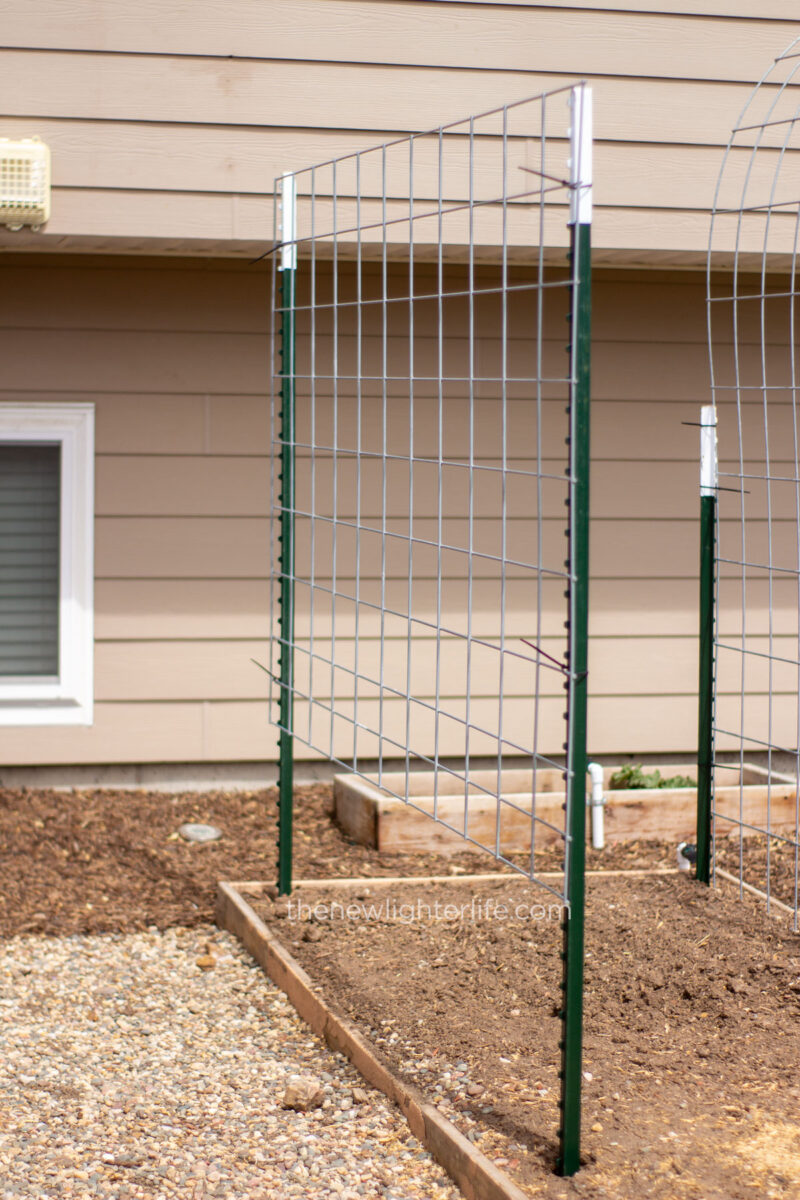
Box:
587;761;605;850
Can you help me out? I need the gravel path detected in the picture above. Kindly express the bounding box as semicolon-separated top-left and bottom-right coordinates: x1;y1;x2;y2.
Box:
0;926;461;1200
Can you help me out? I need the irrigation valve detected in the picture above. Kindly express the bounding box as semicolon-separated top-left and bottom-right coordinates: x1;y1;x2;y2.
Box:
0;138;50;231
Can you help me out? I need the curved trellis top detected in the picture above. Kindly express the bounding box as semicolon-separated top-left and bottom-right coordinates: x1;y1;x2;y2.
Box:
704;34;800;931
708;36;800;282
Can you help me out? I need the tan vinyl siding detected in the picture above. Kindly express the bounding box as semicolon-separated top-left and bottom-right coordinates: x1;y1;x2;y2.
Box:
1;3;794;72
0;256;781;766
0;257;272;764
0;2;794;259
410;2;800;13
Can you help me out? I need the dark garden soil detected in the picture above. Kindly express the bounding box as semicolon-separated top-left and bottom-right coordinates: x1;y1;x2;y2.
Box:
0;782;672;937
717;833;800;912
256;874;800;1199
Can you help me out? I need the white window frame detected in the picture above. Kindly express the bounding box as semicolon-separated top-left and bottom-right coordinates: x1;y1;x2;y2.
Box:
0;403;94;725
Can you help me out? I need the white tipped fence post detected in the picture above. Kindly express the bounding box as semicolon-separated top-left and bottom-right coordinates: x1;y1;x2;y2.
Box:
697;404;718;885
559;82;592;1180
277;170;298;895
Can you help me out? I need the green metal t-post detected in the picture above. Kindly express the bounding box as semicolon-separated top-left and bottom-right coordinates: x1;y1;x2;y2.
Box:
277;173;297;897
696;406;718;886
558;85;591;1180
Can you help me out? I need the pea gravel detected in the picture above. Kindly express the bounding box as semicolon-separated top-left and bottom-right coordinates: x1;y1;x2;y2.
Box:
0;925;461;1200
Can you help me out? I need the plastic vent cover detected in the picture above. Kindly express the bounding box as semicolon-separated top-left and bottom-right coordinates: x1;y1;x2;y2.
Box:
0;138;51;230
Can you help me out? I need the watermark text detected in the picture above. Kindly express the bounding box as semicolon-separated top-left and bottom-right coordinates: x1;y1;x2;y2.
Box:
287;897;567;924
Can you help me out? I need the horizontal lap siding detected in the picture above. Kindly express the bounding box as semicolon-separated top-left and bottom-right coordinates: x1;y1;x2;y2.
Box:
0;63;783;145
0;260;774;764
410;1;798;13
0;3;792;257
0;4;792;74
0;260;271;764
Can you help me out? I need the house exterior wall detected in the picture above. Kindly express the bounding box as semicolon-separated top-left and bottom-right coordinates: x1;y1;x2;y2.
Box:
0;254;733;767
0;1;797;262
0;3;792;769
0;256;271;764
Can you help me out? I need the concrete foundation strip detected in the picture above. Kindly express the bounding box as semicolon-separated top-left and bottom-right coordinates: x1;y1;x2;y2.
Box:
216;880;531;1200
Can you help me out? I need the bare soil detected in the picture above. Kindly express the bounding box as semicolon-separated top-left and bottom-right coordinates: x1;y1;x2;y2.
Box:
257;874;800;1199
717;833;800;912
0;782;670;937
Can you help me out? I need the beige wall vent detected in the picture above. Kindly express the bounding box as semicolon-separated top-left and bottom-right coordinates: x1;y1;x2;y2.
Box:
0;138;51;231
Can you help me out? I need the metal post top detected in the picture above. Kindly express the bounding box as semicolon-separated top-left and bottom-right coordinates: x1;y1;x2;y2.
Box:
279;172;297;272
700;404;718;498
569;86;593;227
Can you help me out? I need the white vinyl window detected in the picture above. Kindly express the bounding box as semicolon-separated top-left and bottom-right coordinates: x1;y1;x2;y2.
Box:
0;404;94;725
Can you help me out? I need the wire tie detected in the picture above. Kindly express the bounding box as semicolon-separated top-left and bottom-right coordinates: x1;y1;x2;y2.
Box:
521;638;571;676
251;658;281;686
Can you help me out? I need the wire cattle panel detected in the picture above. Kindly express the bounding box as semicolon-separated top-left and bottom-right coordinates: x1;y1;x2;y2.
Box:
269;84;592;1173
707;39;800;927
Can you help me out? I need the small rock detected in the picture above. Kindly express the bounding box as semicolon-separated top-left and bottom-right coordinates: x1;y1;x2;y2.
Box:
591;1122;603;1133
466;1083;484;1097
178;823;222;843
302;925;324;943
352;1088;369;1104
282;1075;325;1111
196;955;217;971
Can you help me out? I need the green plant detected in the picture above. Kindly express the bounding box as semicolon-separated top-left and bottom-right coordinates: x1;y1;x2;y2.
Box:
608;764;695;791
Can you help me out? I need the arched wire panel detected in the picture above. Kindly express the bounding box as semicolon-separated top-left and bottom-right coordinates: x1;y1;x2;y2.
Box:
707;38;800;926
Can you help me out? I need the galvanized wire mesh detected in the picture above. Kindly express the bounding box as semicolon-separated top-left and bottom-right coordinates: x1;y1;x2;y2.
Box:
708;38;800;926
269;86;589;897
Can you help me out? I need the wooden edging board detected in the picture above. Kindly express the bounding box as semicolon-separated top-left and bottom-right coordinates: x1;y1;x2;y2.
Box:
216;880;530;1200
230;867;673;894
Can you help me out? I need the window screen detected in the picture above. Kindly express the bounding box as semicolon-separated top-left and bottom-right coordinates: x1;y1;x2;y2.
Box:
0;443;60;677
